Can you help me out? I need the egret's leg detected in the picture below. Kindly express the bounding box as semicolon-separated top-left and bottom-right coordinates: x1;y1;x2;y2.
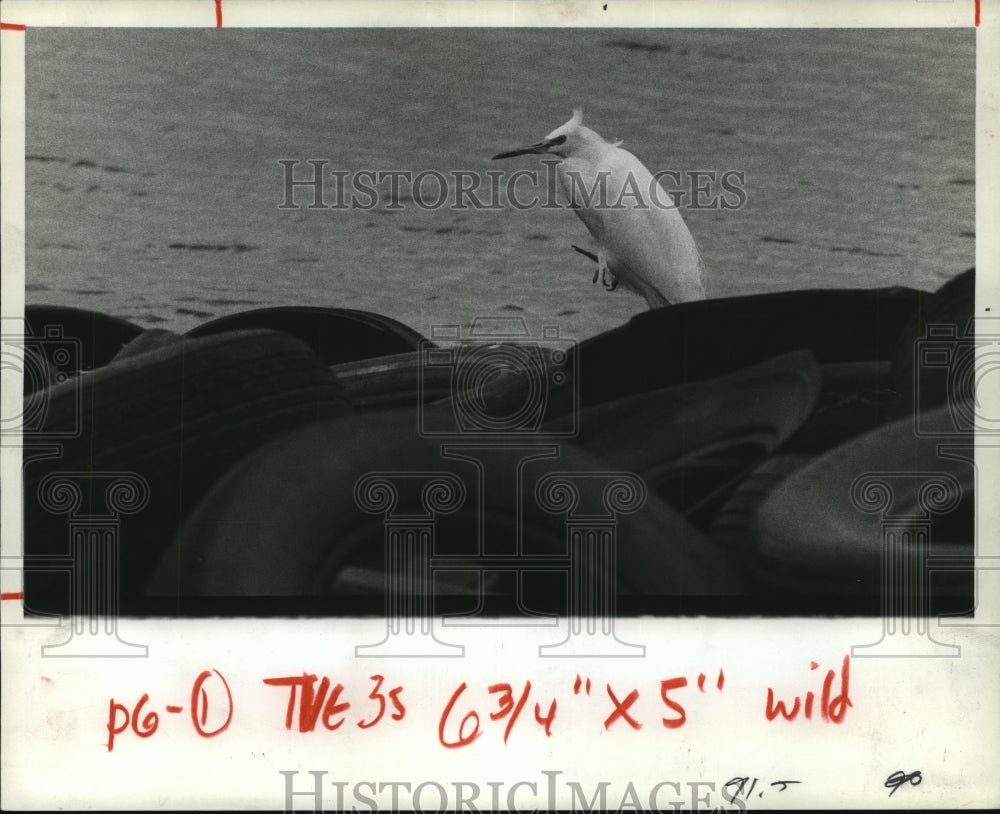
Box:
596;255;618;291
571;245;602;285
597;253;612;288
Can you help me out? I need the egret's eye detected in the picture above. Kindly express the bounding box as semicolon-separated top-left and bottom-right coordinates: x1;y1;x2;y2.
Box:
547;135;567;147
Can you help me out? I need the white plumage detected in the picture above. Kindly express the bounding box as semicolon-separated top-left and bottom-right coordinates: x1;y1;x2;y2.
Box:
494;109;707;308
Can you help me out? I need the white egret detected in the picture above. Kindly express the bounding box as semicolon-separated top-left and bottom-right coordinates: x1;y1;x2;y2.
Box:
493;109;707;308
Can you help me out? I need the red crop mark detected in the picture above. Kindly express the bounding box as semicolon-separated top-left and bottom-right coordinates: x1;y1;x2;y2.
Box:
975;0;980;26
215;0;223;28
1;591;24;600
1;22;27;31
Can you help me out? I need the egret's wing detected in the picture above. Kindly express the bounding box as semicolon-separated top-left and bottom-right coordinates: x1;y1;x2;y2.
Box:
562;148;706;305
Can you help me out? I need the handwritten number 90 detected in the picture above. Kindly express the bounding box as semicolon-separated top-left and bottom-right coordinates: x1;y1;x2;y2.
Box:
885;770;922;796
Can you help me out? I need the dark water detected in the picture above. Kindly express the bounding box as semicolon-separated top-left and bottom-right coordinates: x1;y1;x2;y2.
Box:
26;28;975;340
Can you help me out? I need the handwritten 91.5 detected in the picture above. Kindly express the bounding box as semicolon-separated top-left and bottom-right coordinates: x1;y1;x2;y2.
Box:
104;656;851;752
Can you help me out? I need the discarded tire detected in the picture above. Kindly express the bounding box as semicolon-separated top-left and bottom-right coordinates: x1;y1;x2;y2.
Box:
146;407;746;615
545;350;822;527
572;286;923;409
23;329;354;615
188;306;427;365
746;404;973;605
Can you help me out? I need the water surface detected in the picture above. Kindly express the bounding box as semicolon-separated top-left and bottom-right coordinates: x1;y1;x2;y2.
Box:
26;28;975;340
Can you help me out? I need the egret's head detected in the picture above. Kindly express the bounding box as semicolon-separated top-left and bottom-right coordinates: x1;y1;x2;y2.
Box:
492;109;606;160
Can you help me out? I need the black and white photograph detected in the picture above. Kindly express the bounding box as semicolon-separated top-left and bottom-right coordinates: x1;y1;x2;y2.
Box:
2;1;997;810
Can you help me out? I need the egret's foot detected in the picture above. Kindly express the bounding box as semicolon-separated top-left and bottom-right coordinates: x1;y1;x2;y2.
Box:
604;277;619;292
596;253;612;289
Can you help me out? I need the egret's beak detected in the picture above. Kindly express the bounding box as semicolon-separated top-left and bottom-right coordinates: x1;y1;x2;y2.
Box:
492;139;556;160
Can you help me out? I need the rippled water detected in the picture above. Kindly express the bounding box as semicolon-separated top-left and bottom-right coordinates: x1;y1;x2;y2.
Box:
25;28;974;340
